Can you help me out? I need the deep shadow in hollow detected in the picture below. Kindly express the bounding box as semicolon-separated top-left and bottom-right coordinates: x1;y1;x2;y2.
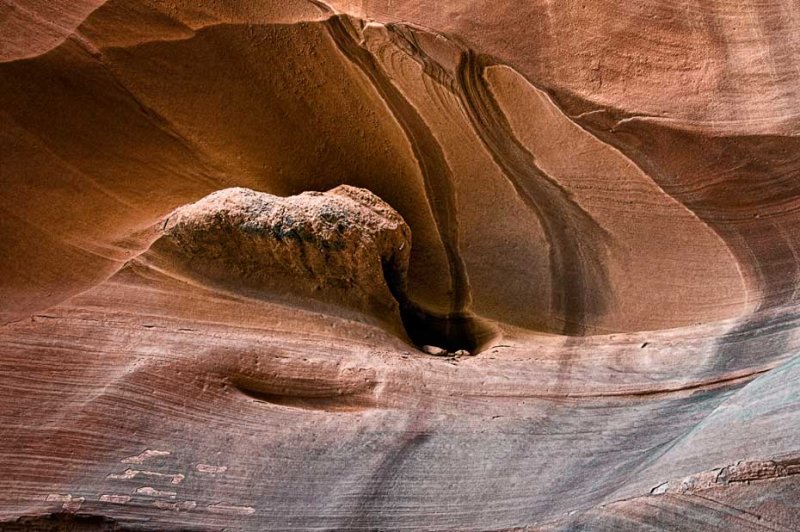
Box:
381;259;496;353
398;303;496;353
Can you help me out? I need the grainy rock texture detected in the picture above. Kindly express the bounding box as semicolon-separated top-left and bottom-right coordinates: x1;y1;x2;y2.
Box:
155;186;411;335
1;0;800;530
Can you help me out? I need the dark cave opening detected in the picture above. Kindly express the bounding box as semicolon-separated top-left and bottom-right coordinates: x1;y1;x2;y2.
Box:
381;258;495;354
398;303;495;353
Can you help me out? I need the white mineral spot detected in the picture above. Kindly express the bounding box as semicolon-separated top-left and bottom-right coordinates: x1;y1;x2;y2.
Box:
136;486;177;499
122;449;171;464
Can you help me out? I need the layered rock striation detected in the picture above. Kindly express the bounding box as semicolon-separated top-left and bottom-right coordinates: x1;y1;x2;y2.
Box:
1;0;800;530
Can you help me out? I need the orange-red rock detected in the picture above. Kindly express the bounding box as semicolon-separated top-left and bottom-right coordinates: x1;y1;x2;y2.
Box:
1;1;799;530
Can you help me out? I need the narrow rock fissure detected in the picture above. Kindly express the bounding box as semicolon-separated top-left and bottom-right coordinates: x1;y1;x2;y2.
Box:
233;384;373;412
326;17;484;353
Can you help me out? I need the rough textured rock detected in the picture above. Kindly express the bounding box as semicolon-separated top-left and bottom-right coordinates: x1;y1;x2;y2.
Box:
1;0;799;530
154;185;411;335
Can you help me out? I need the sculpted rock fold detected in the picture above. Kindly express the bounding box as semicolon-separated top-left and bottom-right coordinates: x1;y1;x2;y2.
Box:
1;0;800;530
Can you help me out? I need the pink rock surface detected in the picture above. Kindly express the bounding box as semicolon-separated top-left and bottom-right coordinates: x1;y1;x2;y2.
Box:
1;1;799;530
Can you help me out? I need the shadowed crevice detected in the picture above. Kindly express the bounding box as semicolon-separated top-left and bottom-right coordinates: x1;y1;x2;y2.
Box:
381;257;497;353
231;376;377;412
325;15;473;316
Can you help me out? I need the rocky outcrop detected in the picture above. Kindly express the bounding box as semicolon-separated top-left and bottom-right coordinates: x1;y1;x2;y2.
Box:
153;185;411;335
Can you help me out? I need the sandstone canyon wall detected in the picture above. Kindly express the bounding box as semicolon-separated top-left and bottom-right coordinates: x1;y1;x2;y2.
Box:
1;0;799;530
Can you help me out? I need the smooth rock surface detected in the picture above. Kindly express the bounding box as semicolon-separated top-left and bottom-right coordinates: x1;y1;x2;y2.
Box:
1;0;799;530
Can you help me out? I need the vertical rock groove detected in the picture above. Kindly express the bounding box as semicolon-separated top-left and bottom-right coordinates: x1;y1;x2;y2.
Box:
324;16;471;316
454;51;613;334
365;22;613;334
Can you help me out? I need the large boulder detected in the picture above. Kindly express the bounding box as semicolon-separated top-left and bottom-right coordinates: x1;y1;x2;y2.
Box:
154;185;411;334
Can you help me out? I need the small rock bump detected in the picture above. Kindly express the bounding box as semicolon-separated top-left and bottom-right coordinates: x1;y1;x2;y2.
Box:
422;345;447;356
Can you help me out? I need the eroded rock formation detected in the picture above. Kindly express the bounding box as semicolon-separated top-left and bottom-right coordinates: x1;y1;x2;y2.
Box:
155;185;412;335
1;0;799;530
